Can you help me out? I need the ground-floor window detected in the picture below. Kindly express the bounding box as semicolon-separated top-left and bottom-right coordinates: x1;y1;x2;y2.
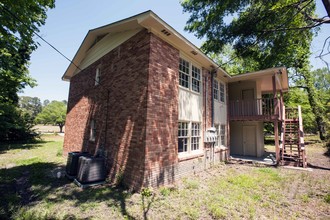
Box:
220;124;226;146
214;124;226;147
178;121;201;153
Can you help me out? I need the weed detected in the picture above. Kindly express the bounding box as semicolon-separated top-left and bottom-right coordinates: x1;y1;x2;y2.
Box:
208;203;227;219
183;178;199;189
300;194;310;203
324;194;330;204
159;187;171;197
141;187;152;198
183;206;200;220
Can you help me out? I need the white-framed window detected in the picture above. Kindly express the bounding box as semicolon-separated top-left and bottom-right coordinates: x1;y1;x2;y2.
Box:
220;83;225;103
213;79;219;100
178;122;189;152
95;68;101;86
178;121;201;153
191;123;201;151
220;124;226;146
179;58;201;93
179;58;190;89
214;124;219;147
191;65;201;93
90;120;96;141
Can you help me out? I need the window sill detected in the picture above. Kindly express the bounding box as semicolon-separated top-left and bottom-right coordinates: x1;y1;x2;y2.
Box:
179;86;201;96
178;151;204;162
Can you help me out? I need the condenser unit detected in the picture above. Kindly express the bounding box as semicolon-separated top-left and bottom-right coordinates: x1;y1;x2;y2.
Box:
76;156;106;184
65;151;90;177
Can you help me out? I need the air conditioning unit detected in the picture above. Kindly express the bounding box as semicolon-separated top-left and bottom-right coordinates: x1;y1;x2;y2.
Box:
76;156;106;184
66;151;90;177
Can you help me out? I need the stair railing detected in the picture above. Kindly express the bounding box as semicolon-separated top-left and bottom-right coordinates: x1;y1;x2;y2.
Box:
298;106;307;168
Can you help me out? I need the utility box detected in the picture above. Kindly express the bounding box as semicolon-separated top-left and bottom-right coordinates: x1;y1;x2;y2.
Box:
204;127;217;143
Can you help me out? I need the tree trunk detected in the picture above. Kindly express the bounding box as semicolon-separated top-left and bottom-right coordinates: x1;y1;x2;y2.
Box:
303;71;326;140
59;124;63;133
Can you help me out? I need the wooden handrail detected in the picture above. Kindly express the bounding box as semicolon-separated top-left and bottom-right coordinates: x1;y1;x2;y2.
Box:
229;97;283;119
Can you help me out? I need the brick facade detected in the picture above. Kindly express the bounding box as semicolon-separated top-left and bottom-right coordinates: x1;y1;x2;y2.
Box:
64;29;227;190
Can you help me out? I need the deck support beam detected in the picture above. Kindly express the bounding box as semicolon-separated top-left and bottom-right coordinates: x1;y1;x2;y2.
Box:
272;75;280;164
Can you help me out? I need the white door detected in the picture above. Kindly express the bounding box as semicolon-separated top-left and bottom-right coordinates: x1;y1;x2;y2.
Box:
243;125;257;156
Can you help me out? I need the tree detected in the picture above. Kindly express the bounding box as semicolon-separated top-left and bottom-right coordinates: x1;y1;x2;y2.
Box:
35;101;66;133
0;0;55;140
182;0;328;140
19;96;42;119
43;99;50;107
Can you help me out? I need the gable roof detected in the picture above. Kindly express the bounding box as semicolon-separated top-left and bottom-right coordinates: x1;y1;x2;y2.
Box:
62;10;288;92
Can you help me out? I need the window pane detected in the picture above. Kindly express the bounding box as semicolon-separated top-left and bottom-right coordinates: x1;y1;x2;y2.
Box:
179;58;190;89
192;65;201;93
220;83;225;102
178;122;189;152
214;124;219;147
213;79;219;100
191;123;200;151
220;125;226;146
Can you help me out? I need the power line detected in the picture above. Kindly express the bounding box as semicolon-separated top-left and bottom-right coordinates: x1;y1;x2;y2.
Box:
0;3;81;72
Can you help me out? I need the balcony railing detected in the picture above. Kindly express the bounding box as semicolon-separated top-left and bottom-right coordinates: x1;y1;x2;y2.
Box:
229;98;283;121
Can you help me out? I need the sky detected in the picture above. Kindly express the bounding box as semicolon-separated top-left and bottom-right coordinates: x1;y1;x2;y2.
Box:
22;0;330;102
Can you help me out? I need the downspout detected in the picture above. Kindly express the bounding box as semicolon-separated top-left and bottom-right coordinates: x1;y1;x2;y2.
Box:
210;70;216;127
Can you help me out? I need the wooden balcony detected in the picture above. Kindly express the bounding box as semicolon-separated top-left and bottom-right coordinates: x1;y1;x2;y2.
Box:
229;98;284;121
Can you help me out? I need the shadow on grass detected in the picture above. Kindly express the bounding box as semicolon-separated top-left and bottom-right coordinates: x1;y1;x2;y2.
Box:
0;139;50;154
0;161;136;219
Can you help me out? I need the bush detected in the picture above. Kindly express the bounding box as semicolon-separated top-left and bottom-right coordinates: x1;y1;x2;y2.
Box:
0;103;37;141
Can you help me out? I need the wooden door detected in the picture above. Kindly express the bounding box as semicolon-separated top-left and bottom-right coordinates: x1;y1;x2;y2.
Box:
243;125;257;156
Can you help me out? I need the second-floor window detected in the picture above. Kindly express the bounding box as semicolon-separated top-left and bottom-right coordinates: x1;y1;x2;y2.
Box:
220;83;225;102
214;80;225;103
213;79;219;100
179;58;201;93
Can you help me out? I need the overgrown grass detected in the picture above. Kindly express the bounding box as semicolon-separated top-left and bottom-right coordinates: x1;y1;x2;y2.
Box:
0;135;329;219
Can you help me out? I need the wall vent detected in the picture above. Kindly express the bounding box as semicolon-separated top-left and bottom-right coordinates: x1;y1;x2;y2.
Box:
161;29;171;36
191;50;198;55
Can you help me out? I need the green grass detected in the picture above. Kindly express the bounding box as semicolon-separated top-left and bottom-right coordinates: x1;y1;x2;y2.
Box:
0;134;329;219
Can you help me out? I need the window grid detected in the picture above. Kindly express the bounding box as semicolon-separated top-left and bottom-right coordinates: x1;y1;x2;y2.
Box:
214;124;219;147
220;83;225;102
179;58;190;89
178;122;189;152
191;123;200;151
213;79;219;100
220;124;226;146
191;65;201;93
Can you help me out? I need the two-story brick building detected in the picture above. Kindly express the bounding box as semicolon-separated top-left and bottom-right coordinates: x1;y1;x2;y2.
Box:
62;11;300;190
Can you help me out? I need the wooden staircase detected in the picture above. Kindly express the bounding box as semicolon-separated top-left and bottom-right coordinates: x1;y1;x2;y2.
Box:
280;106;307;168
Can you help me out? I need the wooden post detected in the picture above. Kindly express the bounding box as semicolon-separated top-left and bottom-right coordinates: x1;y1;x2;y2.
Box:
298;105;306;168
274;119;280;164
272;75;280;163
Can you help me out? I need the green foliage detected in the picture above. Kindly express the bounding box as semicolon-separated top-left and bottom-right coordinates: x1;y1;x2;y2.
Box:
35;101;66;133
0;102;37;141
182;0;328;139
285;88;317;133
19;96;42;120
0;0;55;141
141;188;152;198
0;0;55;104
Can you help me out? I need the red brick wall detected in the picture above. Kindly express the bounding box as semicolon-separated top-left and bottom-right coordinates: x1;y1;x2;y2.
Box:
143;34;179;187
64;30;152;189
64;27;225;190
